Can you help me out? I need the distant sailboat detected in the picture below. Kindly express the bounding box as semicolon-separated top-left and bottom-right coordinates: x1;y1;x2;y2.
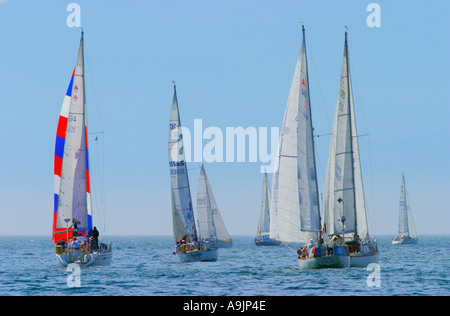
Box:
168;83;218;262
254;172;280;246
392;174;418;244
197;165;233;248
271;26;350;269
53;31;112;267
322;31;379;267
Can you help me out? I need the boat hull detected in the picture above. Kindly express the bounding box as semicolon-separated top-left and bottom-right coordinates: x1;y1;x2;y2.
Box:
298;255;350;270
177;249;218;262
350;251;379;267
392;238;418;245
56;251;112;267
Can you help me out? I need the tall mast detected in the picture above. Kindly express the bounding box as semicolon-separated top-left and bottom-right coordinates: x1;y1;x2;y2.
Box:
301;24;322;240
344;31;358;239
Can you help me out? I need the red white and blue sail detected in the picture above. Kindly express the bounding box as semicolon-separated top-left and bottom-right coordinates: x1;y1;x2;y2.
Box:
53;32;92;243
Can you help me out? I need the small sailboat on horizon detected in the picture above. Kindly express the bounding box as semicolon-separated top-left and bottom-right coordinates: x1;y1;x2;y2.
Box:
168;83;218;262
322;31;379;267
270;25;350;269
254;171;280;246
392;174;418;244
197;165;233;249
53;31;112;267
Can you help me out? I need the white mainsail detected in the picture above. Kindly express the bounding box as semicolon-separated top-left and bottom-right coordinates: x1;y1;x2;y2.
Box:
323;32;369;241
270;26;319;243
168;84;197;243
398;174;417;238
257;172;271;235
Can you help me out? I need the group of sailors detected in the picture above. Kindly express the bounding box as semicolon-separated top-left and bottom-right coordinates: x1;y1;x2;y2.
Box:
56;219;101;253
175;234;215;254
297;235;378;259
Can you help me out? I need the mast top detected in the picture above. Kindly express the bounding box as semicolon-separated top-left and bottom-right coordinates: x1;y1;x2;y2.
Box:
172;81;176;93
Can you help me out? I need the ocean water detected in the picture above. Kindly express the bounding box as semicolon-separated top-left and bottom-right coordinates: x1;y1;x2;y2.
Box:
0;235;448;296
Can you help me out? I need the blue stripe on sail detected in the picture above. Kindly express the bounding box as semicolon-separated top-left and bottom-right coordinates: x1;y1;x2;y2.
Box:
66;76;74;97
54;194;59;213
85;149;89;171
55;136;65;158
87;214;92;233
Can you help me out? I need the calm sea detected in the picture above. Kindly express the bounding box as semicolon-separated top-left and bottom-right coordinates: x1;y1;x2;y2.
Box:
0;235;448;297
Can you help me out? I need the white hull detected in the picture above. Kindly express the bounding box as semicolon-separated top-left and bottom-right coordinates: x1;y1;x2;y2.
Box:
56;251;112;267
392;237;418;245
350;251;379;267
298;255;350;270
177;249;218;262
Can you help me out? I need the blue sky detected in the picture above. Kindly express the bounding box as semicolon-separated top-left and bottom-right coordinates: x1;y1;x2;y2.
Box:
0;0;448;236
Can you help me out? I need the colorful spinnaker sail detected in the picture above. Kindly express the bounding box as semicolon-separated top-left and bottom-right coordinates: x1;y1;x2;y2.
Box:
53;32;92;243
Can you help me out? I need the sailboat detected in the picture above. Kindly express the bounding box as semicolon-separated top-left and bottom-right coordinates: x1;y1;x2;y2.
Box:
168;83;218;262
197;165;233;248
392;174;418;244
53;31;112;267
254;172;280;246
322;31;379;267
270;26;350;269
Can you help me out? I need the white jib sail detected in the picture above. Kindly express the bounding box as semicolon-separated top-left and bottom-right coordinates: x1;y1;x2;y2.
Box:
196;166;217;240
257;172;271;235
323;32;369;240
270;27;317;243
297;26;321;235
399;174;418;238
204;170;232;244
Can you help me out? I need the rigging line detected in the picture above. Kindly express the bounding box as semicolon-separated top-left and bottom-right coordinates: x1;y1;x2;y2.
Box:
85;42;104;132
280;240;300;257
349;55;376;235
305;32;332;130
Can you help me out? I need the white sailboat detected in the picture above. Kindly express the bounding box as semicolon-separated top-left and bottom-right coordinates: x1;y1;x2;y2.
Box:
271;26;350;269
392;174;418;244
53;31;112;267
323;31;379;267
197;165;233;248
168;83;218;262
254;172;280;246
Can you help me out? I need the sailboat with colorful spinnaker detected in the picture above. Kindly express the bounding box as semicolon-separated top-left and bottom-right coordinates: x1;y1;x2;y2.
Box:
168;84;218;262
322;31;379;267
270;26;350;269
53;31;112;267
